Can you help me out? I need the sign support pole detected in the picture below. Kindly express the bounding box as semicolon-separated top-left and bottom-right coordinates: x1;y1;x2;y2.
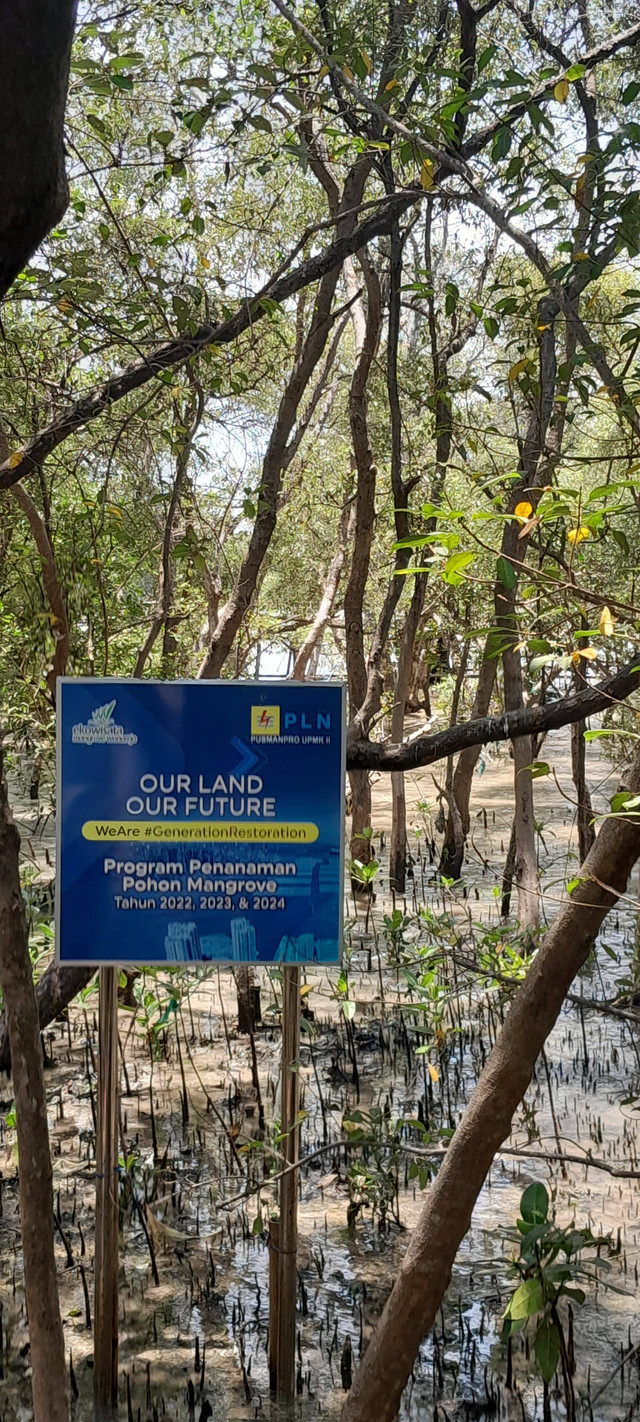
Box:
94;966;119;1419
276;964;300;1406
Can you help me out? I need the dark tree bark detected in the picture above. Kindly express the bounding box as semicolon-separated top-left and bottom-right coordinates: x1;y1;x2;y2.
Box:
234;965;261;1035
0;738;68;1421
341;748;640;1422
0;961;94;1075
571;714;596;862
343;252;382;859
0;1;77;298
347;656;640;771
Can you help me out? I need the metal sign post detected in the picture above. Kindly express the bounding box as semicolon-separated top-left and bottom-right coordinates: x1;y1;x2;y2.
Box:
94;966;119;1418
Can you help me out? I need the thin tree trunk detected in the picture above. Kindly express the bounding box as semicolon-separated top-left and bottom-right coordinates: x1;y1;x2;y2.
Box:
0;738;67;1422
389;575;427;893
341;748;640;1422
571;717;596;862
134;383;204;678
1;426;70;702
502;645;539;930
343;251;382;860
292;498;354;680
234;965;261;1035
441;639;497;874
199;161;370;680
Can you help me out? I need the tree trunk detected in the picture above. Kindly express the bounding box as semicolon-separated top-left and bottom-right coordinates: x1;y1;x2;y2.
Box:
340;749;640;1422
343;249;382;862
292;498;354;680
441;651;497;875
199;161;370;680
134;385;204;678
0;0;77;299
0;739;67;1422
571;713;596;863
10;483;70;699
502;645;539;931
0;961;94;1075
389;575;427;893
235;965;261;1035
2;420;70;702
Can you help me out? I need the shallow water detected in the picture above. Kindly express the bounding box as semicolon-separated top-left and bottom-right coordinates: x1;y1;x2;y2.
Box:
2;729;640;1420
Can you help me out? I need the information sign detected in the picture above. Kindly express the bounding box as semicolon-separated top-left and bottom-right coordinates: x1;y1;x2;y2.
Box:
56;678;345;965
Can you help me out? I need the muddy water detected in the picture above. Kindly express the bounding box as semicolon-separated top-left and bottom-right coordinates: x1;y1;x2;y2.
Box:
2;730;640;1420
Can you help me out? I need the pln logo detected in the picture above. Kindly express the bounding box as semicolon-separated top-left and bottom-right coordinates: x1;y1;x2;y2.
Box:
251;705;280;736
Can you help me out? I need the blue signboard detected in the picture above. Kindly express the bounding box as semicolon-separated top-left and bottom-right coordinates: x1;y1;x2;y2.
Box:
56;679;346;965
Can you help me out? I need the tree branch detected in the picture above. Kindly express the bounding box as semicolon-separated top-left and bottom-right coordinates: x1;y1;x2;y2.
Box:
346;656;640;770
0;189;420;493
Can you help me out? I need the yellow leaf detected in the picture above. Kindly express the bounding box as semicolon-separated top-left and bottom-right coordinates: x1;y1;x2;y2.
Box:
514;501;533;520
200;256;211;269
361;49;372;74
538;323;551;331
579;646;598;660
421;158;436;190
571;650;581;667
8;450;23;468
343;64;353;80
567;525;590;544
57;297;73;312
599;605;616;636
509;358;529;383
319;64;329;78
428;1063;439;1083
554;78;570;103
385;78;399;91
573;250;589;261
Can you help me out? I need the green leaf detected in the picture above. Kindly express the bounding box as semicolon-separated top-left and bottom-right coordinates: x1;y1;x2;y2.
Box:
497;555;517;590
520;1181;549;1225
535;1319;560;1381
443;550;475;585
492;127;512;161
525;761;550;779
507;1276;545;1320
484;315;499;339
612;527;630;556
622;81;640;106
